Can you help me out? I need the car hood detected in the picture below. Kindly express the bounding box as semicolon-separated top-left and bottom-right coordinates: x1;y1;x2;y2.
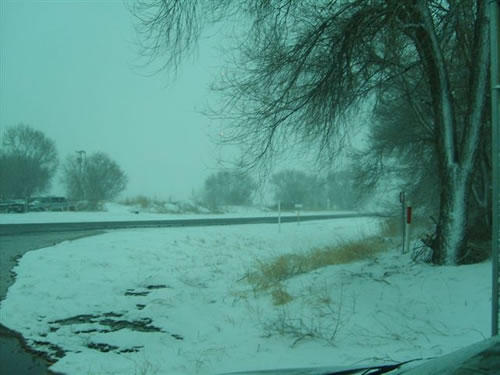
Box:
219;336;500;375
219;362;408;375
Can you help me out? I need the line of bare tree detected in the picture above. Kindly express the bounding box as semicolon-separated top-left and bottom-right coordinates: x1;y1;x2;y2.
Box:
196;168;360;212
0;124;127;210
132;0;490;265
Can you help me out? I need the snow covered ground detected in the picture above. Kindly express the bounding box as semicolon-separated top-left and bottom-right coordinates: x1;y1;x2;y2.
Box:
0;216;491;374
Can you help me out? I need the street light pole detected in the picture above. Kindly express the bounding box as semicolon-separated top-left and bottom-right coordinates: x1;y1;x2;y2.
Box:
76;150;86;200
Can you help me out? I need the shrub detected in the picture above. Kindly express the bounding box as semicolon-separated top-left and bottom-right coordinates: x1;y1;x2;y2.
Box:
122;195;152;208
62;152;127;209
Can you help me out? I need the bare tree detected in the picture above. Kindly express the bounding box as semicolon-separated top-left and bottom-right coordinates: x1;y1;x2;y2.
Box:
132;0;490;265
61;154;86;203
357;71;492;261
271;169;324;210
0;124;58;201
326;168;361;211
201;170;256;209
354;79;440;210
62;152;127;210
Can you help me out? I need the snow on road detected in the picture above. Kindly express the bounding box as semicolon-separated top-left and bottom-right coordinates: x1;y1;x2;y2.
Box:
0;216;490;374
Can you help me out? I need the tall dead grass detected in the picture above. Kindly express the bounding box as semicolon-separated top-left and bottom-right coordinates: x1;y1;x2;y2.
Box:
247;236;387;292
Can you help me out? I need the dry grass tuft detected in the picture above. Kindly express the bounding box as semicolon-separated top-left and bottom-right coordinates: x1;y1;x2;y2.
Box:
247;236;387;291
380;216;401;237
306;237;386;268
247;255;304;290
271;287;293;306
122;195;155;208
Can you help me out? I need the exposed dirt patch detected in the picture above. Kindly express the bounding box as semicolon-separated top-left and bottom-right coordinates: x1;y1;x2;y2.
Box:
48;311;184;344
86;342;144;353
146;284;169;290
125;289;149;296
124;284;169;296
50;313;162;333
32;340;66;359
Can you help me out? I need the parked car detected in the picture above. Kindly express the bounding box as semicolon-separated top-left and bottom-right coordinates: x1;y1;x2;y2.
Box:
0;199;26;213
28;196;75;212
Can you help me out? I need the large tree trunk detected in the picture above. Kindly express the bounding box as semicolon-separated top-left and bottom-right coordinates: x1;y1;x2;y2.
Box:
410;0;489;265
433;167;471;265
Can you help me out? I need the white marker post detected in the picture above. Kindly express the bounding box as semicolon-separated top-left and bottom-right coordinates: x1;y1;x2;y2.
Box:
295;204;303;225
278;200;281;232
404;201;412;254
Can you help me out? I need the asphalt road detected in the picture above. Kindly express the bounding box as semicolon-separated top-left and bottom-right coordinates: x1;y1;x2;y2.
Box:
0;212;374;236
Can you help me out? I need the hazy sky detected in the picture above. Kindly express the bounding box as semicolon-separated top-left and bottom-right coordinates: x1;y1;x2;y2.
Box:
0;0;227;200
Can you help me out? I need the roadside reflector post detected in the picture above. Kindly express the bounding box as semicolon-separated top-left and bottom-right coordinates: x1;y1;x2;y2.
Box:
404;201;412;254
400;192;406;254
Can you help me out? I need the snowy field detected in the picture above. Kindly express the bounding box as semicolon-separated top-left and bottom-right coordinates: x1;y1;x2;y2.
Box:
0;216;491;374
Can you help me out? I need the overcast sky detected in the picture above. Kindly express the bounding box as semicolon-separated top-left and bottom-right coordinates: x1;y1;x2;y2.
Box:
0;0;228;200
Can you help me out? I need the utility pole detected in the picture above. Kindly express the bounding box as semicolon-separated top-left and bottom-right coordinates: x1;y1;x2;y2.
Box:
76;150;86;200
489;0;500;337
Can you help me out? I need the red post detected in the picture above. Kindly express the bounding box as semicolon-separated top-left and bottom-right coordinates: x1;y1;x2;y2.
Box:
404;202;412;254
406;206;412;224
